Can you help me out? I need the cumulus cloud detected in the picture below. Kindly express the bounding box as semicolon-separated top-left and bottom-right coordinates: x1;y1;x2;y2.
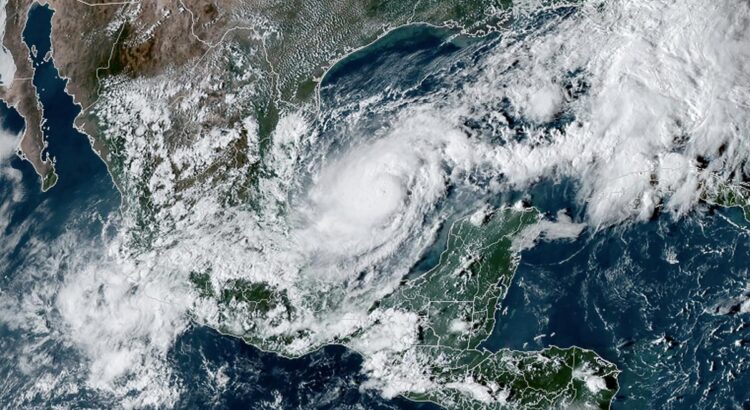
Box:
405;0;750;226
0;128;24;204
3;0;750;406
0;126;19;160
0;0;16;88
512;209;586;252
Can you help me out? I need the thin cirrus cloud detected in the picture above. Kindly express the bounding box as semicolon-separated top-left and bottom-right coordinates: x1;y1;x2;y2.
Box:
0;0;748;406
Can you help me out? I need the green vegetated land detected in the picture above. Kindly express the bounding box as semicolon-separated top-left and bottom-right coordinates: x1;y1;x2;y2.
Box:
708;182;750;221
380;207;619;409
191;205;620;408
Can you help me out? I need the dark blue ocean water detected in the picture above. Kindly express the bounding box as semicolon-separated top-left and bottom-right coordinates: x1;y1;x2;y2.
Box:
2;3;749;409
0;4;439;409
320;16;750;410
489;204;750;408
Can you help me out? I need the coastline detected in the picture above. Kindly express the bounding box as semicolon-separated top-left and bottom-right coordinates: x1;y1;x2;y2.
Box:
202;206;620;409
1;4;620;408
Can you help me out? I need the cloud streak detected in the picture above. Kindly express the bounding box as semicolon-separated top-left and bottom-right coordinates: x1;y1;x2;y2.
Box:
2;0;750;406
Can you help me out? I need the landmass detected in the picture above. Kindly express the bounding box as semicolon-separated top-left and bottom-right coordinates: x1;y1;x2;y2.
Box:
0;0;55;189
705;181;750;221
1;0;510;191
0;1;620;408
193;206;620;408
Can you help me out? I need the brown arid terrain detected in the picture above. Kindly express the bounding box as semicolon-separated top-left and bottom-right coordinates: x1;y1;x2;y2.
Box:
0;0;504;191
0;0;238;189
0;0;52;188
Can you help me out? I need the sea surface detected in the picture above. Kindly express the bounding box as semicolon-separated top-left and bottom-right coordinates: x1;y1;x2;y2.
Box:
1;3;749;409
1;4;438;409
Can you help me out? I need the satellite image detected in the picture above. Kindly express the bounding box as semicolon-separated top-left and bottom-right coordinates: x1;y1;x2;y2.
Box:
0;0;748;408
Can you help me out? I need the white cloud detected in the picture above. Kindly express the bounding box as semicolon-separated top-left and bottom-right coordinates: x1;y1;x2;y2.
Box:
2;0;750;406
0;0;16;88
513;209;586;252
0;126;19;160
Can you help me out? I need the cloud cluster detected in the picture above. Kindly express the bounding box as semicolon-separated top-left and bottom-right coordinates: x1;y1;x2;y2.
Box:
2;0;750;406
471;0;750;225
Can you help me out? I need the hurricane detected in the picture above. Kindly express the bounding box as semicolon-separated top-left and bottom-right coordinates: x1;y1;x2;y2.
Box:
1;0;750;408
